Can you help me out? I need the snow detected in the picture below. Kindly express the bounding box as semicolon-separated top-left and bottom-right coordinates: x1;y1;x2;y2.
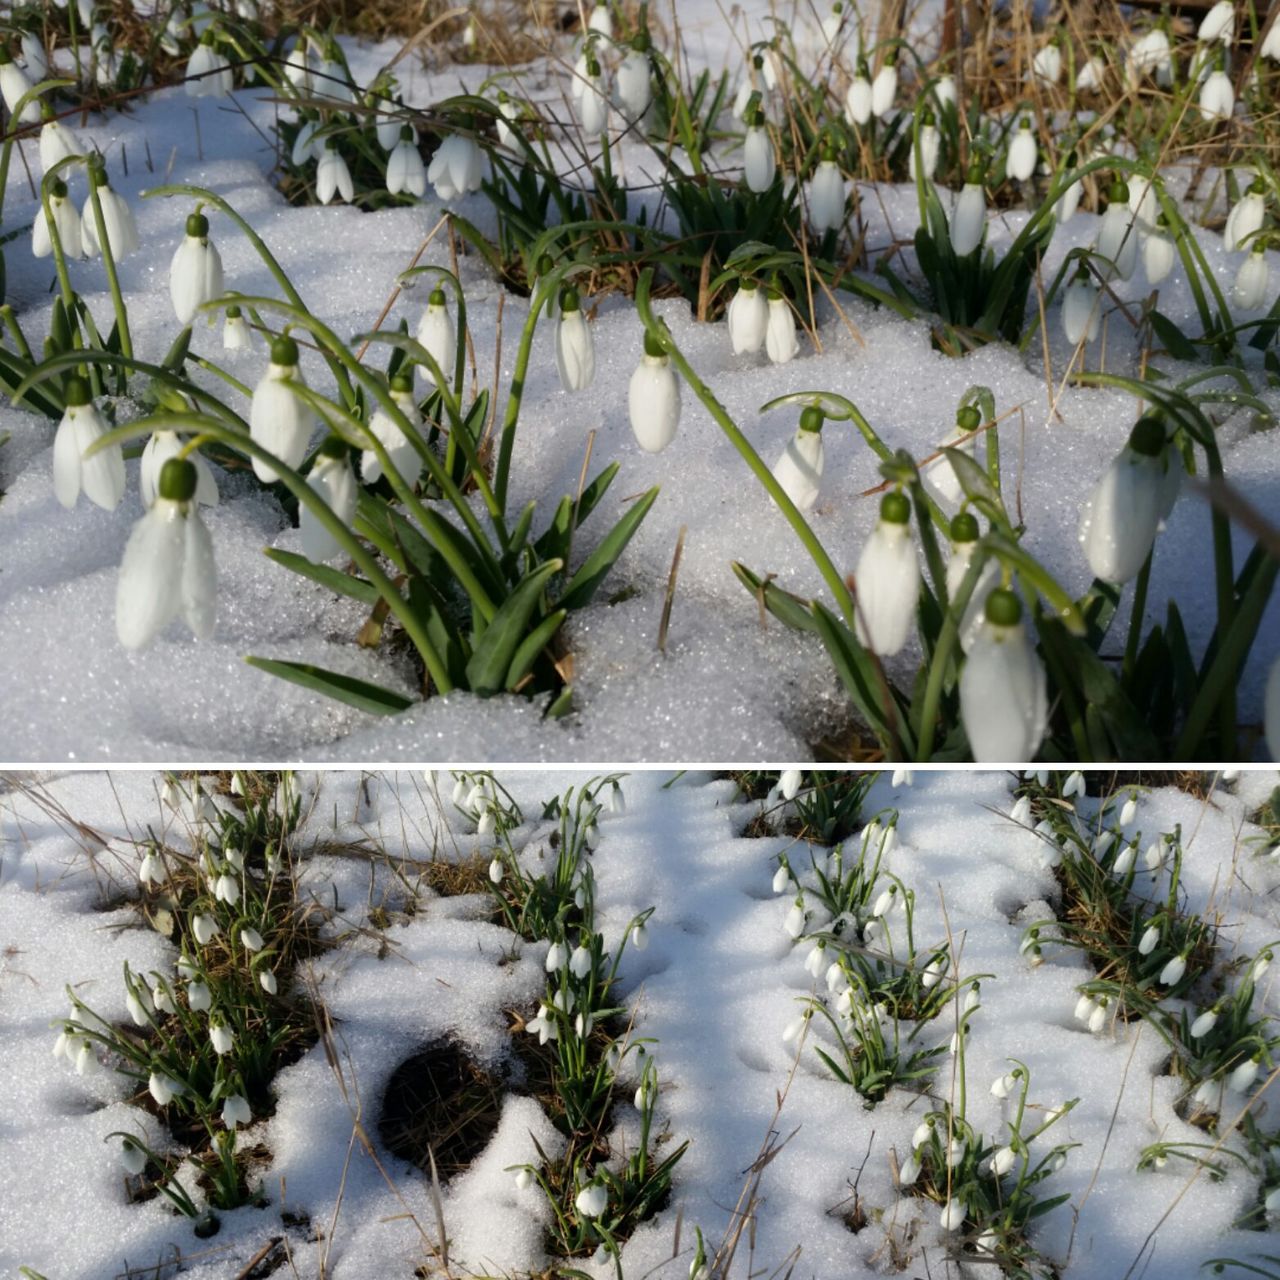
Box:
1;6;1278;761
3;768;1280;1279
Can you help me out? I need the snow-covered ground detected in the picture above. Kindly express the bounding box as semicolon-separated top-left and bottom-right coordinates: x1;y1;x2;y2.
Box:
1;4;1278;762
3;768;1280;1280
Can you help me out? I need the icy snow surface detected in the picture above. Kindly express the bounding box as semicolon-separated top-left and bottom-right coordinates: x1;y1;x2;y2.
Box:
0;2;1278;760
3;768;1280;1279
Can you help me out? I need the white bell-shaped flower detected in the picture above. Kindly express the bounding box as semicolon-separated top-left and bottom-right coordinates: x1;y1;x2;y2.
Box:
363;374;422;483
210;1019;234;1054
727;279;768;353
149;1072;184;1105
21;32;50;83
575;1181;608;1218
1224;182;1266;252
960;588;1049;762
940;1199;966;1231
169;211;225;325
1062;268;1101;345
81;166;139;261
377;103;413;152
1190;1007;1218;1038
186;35;233;97
617;36;653;119
32;178;83;259
39;112;85;173
853;492;920;657
1094;179;1138;280
1199;66;1234;120
1128;28;1173;85
1198;1;1235;44
951;162;987;256
629;331;681;453
588;0;613;38
555;288;596;391
1143;223;1176;283
284;38;313;90
427;130;485;201
1077;55;1105;91
1033;43;1062;84
301;439;358;563
1158;953;1187;986
579;56;609;134
140;431;218;509
924;403;980;506
771;406;824;511
765;292;799;364
743;114;776;192
260;970;278;994
909;112;939;182
387;126;427;197
223;304;254;351
316;140;354;204
1055;164;1082;223
291;118;321;167
945;514;1000;652
0;48;40;124
1006;117;1037;182
187;979;212;1011
871;57;898;118
1078;416;1172;583
1263;21;1280;60
807;153;846;233
1233;244;1269;310
52;375;125;511
416;287;457;391
222;1094;252;1129
844;68;872;126
250;335;315;483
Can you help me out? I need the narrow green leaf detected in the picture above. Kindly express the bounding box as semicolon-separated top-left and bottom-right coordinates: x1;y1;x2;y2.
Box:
245;658;414;715
506;608;567;691
465;559;564;695
556;487;659;613
264;548;381;606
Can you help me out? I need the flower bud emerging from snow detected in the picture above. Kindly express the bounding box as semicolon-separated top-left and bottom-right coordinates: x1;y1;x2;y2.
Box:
1228;1055;1261;1093
939;1198;966;1231
489;857;504;885
784;898;807;939
765;292;799;365
1007;117;1036;182
854;492;920;657
1233;245;1269;311
515;1167;533;1191
1158;954;1187;986
250;336;316;483
575;1181;608;1218
210;1020;234;1054
545;941;568;972
951;160;987;256
771;406;825;510
727;279;769;354
632;923;649;950
992;1071;1017;1098
629;330;681;453
120;1136;148;1175
53;376;125;512
555;288;596;391
991;1144;1017;1176
772;860;790;894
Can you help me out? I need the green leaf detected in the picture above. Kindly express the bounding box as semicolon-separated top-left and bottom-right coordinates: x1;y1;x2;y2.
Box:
1150;309;1201;361
544;685;574;719
732;563;821;634
506;608;567;690
464;559;564;695
942;445;1005;516
556;487;659;613
533;464;620;561
244;658;414;715
264;548;381;606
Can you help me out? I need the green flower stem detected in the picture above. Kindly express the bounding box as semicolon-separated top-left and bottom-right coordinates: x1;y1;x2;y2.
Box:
142;184;356;407
91;411;455;695
1122;547;1153;682
914;542;989;761
0;305;33;361
635;268;857;627
86;167;133;364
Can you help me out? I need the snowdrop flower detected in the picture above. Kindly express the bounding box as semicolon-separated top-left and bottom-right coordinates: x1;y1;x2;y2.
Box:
555;288;595;391
1010;795;1033;827
1143;219;1176;284
1055;156;1083;223
959;589;1048;762
1199;1;1235;45
486;857;504;887
784;897;807;939
727;278;768;354
149;1072;183;1105
427;129;485;201
1233;244;1269;310
120;1136;148;1175
1128;27;1173;84
898;1150;921;1186
1094;179;1138;280
629;331;681;453
1228;1055;1260;1093
169;211;225;325
1263;21;1280;60
617;34;653;119
844;64;873;129
771;406;824;510
290;118;322;167
1119;794;1138;826
945;515;1001;652
1224;179;1266;252
259;970;278;995
192;912;219;944
515;1167;534;1191
284;39;313;91
1193;1078;1224;1114
126;987;153;1027
315;51;353;105
139;849;166;886
743;111;776;192
214;872;240;905
1077;55;1105;92
631;923;649;950
316;140;354;204
807;150;846;233
992;1144;1018;1176
911;1118;935;1150
909;108;940;182
210;1020;234;1054
21;31;50;84
606;781;626;815
1189;1007;1217;1038
871;55;898;118
1199;64;1234;120
951;160;987;256
1079;416;1175;583
300;439;358;563
1062;269;1101;345
921;957;945;988
853;492;920;656
187;979;212;1012
1033;42;1062;84
1144;839;1168;873
82;164;139;262
772;860;791;894
1253;950;1273;982
186;33;233;97
1113;842;1137;875
1062;771;1085;799
992;1070;1018;1098
782;1012;808;1042
775;769;801;801
1138;921;1161;955
53;376;126;512
1088;999;1110;1035
222;1094;251;1129
415;287;457;393
946;1136;967;1167
1006;117;1037;183
39;110;86;173
939;1198;966;1231
579;56;609;134
377;102;413;152
575;1181;608;1219
33;179;83;260
239;926;263;953
545;941;568;973
1159;954;1187;986
249;335;315;483
140;431;218;511
386;126;426;197
570;944;593;979
765;291;799;364
0;47;41;124
588;0;613;38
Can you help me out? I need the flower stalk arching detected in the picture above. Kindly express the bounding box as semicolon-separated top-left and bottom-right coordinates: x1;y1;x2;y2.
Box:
86;409;457;694
85;159;134;364
38;153;85;320
635;267;857;628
